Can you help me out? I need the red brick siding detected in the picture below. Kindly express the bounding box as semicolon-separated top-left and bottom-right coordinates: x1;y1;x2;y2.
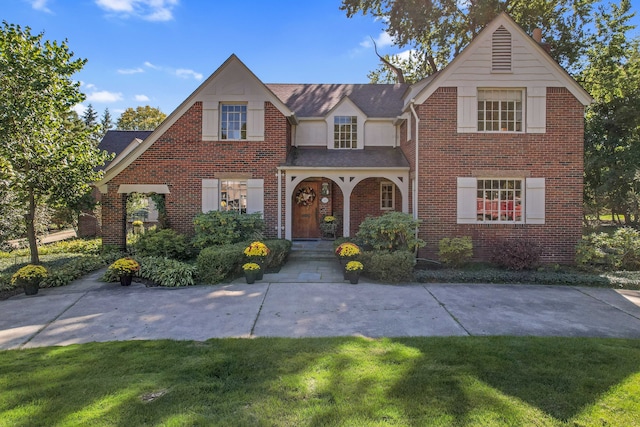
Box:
102;101;288;247
415;87;584;263
349;178;403;235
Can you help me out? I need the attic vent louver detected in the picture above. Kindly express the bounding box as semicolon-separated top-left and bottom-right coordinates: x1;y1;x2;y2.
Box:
492;25;512;71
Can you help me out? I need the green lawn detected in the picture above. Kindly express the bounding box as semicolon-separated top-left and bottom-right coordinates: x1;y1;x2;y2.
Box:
1;337;639;426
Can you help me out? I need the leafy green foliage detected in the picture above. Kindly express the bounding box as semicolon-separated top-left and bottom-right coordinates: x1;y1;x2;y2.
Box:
490;239;542;271
341;0;597;82
359;250;415;283
39;255;108;288
262;239;292;271
356;212;425;252
438;236;473;267
116;105;166;130
0;22;111;264
131;228;193;260
135;256;197;287
192;211;265;248
576;227;640;271
196;243;246;284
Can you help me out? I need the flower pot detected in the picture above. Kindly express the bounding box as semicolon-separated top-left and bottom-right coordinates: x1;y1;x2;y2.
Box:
345;271;360;285
22;281;39;295
244;270;259;284
120;274;133;286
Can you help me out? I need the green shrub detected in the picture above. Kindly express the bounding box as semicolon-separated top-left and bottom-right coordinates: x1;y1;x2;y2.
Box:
40;255;108;288
490;239;542;271
192;211;265;248
136;257;197;287
576;227;640;271
131;228;193;260
359;250;415;283
262;239;292;271
356;212;425;252
438;236;473;267
196;243;246;284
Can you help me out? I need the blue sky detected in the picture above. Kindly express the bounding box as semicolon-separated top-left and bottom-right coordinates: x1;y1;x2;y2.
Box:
3;0;640;118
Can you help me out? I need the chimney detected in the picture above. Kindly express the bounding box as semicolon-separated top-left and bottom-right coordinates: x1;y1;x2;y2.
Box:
533;28;542;43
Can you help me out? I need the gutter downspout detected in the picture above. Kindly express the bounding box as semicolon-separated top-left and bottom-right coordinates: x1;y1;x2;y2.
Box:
409;100;420;253
277;169;282;239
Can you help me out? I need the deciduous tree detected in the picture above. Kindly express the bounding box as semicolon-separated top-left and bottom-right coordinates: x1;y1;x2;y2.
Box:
0;22;110;263
116;105;166;130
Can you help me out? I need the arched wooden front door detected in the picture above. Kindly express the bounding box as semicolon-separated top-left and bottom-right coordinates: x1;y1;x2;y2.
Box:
292;182;320;239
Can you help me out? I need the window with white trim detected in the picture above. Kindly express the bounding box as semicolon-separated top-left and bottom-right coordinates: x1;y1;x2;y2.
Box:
220;104;247;140
380;182;395;210
334;116;357;148
220;180;247;213
476;179;522;222
477;89;523;132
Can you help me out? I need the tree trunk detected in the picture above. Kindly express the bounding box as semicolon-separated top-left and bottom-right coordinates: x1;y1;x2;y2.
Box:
25;190;40;265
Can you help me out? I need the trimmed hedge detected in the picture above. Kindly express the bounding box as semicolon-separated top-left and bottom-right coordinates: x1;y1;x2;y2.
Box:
359;250;416;283
196;243;246;284
131;228;193;260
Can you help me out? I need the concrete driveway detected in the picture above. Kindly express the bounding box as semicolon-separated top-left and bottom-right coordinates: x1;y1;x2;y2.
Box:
1;267;640;350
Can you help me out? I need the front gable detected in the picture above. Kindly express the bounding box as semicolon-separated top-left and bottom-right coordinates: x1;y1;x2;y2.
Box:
97;55;293;188
408;13;591;134
325;97;366;150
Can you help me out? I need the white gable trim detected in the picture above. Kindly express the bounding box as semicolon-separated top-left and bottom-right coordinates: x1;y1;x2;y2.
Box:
97;55;295;187
406;13;592;109
325;96;366;150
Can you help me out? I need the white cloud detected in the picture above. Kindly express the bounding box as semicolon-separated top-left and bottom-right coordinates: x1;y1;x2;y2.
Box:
175;68;203;81
86;90;124;103
144;61;160;69
117;67;144;74
72;103;86;116
95;0;179;22
360;31;394;49
134;94;150;102
30;0;52;13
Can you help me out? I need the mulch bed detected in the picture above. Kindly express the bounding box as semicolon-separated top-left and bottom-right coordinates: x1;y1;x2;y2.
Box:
0;288;25;301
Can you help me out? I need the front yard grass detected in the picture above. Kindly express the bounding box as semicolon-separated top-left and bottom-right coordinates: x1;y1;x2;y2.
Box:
0;337;639;426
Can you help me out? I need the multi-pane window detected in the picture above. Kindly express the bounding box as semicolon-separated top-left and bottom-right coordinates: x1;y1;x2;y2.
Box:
476;179;522;222
381;182;395;210
220;180;247;213
220;104;247;140
334;116;357;148
477;90;522;132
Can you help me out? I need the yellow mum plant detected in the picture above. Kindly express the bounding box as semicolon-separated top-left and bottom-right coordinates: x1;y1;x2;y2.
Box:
345;261;364;272
242;262;261;271
335;242;360;257
244;241;270;257
11;264;48;285
108;257;140;275
324;215;336;223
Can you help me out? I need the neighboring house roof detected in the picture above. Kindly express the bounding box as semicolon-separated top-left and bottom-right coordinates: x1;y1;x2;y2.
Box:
266;83;408;118
284;147;410;169
98;130;153;169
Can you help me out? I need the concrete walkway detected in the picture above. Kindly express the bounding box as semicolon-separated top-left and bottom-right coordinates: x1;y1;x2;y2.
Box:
1;241;640;350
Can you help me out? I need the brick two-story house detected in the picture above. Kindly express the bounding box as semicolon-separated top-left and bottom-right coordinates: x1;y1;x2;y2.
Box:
97;13;591;263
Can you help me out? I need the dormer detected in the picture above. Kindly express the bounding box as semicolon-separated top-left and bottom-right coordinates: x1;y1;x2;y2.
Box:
325;97;365;150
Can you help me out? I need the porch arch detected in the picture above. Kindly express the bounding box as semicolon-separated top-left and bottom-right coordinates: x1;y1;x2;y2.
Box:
280;168;409;240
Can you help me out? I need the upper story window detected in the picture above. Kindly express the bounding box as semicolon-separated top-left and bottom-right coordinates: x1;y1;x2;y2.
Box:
477;89;523;132
334;116;357;148
220;104;247;140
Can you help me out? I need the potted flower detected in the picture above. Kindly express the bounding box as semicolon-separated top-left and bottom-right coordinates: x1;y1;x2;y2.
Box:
242;262;261;284
132;220;145;235
344;260;364;284
12;264;48;295
244;241;270;280
108;257;140;286
320;215;338;239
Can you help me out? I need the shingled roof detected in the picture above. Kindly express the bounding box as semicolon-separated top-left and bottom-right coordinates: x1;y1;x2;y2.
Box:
266;83;408;118
98;130;153;169
283;147;410;169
